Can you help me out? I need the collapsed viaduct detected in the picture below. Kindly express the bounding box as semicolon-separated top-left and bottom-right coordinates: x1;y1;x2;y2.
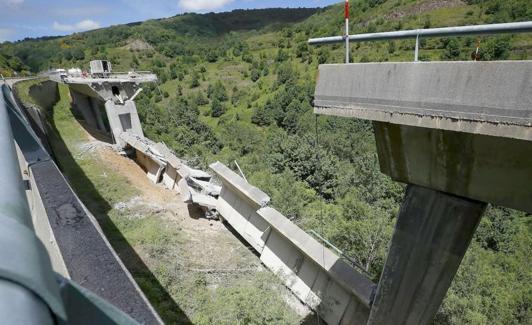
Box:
1;24;531;325
54;58;531;325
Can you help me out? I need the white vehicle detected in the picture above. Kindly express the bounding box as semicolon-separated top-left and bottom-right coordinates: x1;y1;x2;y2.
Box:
90;60;112;78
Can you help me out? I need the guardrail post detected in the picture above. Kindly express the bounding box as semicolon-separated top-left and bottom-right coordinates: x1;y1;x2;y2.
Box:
414;34;420;62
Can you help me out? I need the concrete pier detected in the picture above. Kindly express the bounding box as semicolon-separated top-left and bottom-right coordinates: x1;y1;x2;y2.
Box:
59;69;156;148
314;61;532;324
367;185;485;325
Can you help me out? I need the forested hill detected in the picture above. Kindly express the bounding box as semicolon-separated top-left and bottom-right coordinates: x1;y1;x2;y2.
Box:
0;7;320;74
3;1;531;324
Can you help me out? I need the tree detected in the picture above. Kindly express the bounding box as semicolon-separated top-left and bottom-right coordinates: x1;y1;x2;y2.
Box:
194;91;209;105
481;37;511;60
72;48;85;60
210;98;225;117
207;81;228;102
277;63;296;85
189;71;200;88
250;68;260;82
251;106;273;126
442;38;461;59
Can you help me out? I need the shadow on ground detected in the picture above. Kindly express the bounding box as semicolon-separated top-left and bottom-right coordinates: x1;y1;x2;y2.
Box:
47;98;192;324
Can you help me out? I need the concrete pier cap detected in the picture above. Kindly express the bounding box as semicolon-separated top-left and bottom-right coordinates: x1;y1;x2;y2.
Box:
60;70;157;148
313;61;532;325
314;61;532;212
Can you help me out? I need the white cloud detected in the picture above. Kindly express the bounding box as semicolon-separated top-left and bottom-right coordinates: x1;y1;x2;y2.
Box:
178;0;233;12
0;28;15;42
0;0;24;7
53;19;100;32
51;6;109;17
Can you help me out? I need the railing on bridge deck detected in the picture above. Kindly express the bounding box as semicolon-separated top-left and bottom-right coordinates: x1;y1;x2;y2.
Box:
308;21;532;62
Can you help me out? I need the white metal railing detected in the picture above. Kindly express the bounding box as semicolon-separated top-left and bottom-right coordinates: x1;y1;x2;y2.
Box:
308;21;532;62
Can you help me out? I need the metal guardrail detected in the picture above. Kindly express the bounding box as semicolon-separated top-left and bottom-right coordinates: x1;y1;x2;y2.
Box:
308;21;532;61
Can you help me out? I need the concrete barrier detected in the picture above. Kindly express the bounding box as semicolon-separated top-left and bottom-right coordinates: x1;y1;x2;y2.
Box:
209;161;375;325
7;83;162;324
210;161;271;253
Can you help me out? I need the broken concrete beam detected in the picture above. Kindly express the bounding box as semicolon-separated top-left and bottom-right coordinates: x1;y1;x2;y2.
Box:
258;207;374;308
177;178;217;210
210;161;270;208
207;161;373;324
183;166;211;181
178;179;191;203
187;177;221;197
210;161;271;253
190;192;218;210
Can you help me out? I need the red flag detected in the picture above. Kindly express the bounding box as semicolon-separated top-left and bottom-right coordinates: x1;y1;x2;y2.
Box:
345;0;349;20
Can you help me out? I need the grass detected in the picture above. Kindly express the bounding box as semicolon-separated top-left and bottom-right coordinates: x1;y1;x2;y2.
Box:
13;78;47;107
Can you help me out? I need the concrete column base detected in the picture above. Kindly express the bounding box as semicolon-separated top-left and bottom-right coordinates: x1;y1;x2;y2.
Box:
368;185;486;325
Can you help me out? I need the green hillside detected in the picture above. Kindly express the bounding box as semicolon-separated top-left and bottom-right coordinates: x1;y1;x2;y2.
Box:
5;1;532;324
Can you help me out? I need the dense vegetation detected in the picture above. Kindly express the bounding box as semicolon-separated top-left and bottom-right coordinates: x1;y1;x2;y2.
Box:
4;1;531;324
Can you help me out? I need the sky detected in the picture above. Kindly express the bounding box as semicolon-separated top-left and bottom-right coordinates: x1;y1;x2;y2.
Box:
0;0;340;42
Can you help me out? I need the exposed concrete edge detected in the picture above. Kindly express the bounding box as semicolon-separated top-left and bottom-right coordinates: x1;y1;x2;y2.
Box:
153;142;187;177
178;178;192;203
120;132;165;166
209;161;270;208
258;207;375;307
314;106;532;141
314;61;532;141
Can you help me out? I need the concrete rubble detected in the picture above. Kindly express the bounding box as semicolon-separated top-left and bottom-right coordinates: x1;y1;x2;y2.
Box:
119;131;220;216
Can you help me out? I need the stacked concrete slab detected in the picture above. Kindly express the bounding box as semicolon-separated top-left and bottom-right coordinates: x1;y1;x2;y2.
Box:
120;131;219;210
210;161;375;325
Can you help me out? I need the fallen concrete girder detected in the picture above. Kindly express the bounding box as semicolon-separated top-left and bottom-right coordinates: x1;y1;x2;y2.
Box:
210;161;374;325
120;131;220;212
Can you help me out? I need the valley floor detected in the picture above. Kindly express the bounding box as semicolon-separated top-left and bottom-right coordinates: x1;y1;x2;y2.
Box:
44;83;311;324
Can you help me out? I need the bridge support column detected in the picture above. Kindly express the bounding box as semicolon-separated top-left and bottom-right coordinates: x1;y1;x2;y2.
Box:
89;97;106;132
367;185;486;325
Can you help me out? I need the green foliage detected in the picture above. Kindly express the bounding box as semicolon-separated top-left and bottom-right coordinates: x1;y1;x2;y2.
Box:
268;133;339;199
442;38;461;59
251;105;273;126
276;63;296;85
190;272;299;325
207;80;228;102
189;71;200;88
8;2;532;324
250;68;260;82
210;98;226;117
480;37;511;60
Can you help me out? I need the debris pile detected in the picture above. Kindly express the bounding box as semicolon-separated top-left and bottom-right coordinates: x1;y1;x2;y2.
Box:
119;132;221;218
